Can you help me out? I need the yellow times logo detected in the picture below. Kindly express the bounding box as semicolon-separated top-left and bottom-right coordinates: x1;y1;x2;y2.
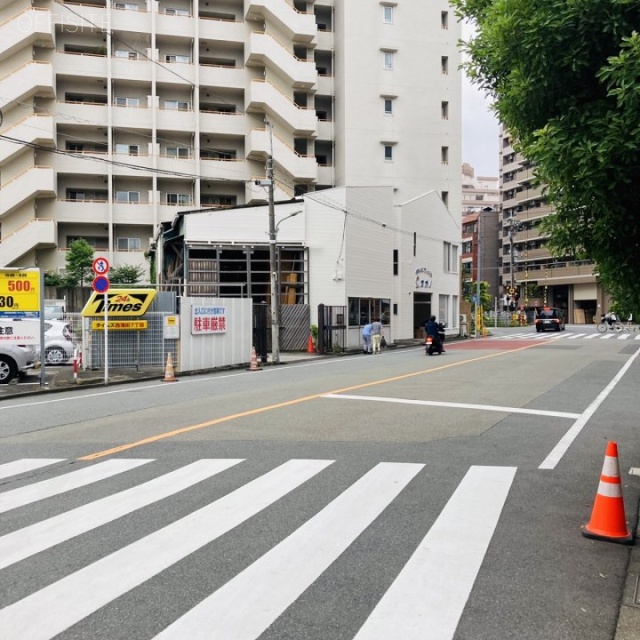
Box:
82;289;157;317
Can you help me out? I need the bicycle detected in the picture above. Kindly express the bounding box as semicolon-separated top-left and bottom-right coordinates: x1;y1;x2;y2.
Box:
596;319;624;333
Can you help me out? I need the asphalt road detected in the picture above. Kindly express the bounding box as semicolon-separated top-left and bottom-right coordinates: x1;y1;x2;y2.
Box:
1;328;639;640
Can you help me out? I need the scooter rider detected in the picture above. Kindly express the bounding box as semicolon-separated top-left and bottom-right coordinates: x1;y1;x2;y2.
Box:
424;315;444;354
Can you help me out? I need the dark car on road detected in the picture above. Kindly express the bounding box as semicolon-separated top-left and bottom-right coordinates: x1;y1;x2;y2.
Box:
534;307;566;332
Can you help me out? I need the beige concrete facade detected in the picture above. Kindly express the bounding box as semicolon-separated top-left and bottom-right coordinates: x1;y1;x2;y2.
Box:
0;0;461;280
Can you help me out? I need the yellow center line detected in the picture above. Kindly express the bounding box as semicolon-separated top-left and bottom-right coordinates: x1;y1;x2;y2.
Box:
79;341;544;460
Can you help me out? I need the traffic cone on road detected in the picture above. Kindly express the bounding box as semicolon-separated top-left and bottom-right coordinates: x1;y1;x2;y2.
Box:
582;441;633;544
162;352;177;382
307;334;315;353
247;346;262;372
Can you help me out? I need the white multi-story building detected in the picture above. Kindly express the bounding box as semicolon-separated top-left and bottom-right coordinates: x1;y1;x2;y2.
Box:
0;0;461;279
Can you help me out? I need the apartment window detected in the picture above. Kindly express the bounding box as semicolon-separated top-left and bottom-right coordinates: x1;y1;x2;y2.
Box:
382;6;393;23
441;11;449;29
166;147;191;158
441;56;449;74
442;191;449;207
117;237;142;251
383;51;393;69
165;7;190;15
393;249;398;275
114;2;139;10
115;144;139;155
164;100;190;110
115;191;140;203
384;145;393;161
348;298;391;326
441;101;449;120
66;189;107;201
384;98;393;115
114;97;139;107
166;193;191;205
443;242;458;273
201;149;236;160
200;194;237;206
441;146;449;165
165;54;190;63
115;50;138;60
413;232;417;257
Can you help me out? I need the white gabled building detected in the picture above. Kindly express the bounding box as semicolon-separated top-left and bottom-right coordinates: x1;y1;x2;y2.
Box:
160;186;460;345
0;0;461;292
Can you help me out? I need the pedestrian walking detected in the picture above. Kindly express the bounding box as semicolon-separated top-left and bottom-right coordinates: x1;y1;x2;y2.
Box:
362;322;373;354
371;318;383;354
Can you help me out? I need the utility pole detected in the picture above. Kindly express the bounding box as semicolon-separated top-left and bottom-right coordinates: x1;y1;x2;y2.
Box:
266;121;279;363
475;213;482;338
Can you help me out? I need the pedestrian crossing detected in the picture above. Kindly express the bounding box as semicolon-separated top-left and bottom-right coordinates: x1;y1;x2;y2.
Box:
0;457;516;640
490;330;640;341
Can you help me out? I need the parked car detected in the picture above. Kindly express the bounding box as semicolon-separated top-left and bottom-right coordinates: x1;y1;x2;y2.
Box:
534;307;566;332
0;343;38;384
44;320;76;365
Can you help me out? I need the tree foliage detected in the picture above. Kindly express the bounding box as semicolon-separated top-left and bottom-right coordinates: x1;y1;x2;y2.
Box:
109;264;145;284
64;239;94;287
452;0;640;309
463;280;492;308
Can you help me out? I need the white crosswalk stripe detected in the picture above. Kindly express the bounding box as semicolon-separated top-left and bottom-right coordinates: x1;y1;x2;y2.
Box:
0;458;152;514
489;331;639;341
0;458;516;640
0;458;65;480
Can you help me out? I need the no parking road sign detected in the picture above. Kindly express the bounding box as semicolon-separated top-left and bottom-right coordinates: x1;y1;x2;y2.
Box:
92;275;110;294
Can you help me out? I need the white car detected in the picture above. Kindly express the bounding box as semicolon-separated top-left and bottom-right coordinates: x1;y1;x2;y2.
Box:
0;344;38;384
44;320;76;365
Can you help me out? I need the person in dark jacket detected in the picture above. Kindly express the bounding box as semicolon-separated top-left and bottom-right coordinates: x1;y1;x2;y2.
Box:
424;315;444;353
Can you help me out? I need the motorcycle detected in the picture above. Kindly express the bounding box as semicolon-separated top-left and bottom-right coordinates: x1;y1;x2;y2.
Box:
425;323;446;356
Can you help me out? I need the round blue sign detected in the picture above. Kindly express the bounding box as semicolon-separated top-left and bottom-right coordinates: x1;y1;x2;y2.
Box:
92;275;110;293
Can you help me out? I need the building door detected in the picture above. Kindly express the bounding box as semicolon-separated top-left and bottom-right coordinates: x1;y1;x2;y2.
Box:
413;293;432;339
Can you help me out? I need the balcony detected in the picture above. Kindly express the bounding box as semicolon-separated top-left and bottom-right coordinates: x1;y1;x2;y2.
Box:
0;8;54;61
0;115;55;165
247;80;317;135
54;199;108;224
199;158;252;181
0;166;56;218
0;218;56;266
245;0;317;43
56;99;108;124
199;110;247;136
246;32;316;88
199;15;245;42
52;50;108;79
199;64;245;90
0;61;55;111
245;179;292;204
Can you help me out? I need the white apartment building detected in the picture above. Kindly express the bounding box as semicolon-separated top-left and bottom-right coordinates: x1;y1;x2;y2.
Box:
0;0;461;278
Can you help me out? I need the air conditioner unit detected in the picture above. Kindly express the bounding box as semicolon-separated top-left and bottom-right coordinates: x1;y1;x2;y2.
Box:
459;314;467;323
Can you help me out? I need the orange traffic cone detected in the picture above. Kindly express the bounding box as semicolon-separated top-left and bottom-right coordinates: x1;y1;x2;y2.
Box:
582;441;633;544
163;352;177;382
307;334;315;353
247;346;262;372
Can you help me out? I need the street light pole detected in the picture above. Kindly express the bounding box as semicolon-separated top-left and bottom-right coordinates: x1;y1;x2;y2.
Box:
267;152;279;364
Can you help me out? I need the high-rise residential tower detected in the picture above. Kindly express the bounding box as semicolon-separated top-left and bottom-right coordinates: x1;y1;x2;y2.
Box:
0;0;461;276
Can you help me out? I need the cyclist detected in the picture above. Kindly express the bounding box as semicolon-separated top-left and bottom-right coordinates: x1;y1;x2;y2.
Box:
601;311;618;327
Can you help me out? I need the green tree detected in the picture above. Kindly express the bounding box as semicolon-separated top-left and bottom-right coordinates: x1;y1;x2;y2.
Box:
463;280;491;309
109;264;145;284
64;239;94;286
453;0;640;308
44;271;65;287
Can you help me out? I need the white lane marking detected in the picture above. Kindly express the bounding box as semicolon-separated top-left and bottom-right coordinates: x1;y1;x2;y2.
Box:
635;334;640;341
0;459;65;480
323;394;581;419
0;459;152;514
617;334;630;340
584;333;600;339
539;346;640;470
629;467;640;476
152;462;424;640
0;459;333;640
601;333;617;339
0;459;243;571
354;466;516;640
567;333;587;339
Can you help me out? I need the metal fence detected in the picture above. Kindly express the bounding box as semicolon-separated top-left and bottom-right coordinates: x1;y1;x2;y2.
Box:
68;312;178;370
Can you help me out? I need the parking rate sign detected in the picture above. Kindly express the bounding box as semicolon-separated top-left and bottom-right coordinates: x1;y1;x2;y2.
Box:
0;269;40;317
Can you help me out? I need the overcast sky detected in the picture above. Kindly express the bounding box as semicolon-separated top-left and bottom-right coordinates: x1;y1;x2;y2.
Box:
460;21;500;178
